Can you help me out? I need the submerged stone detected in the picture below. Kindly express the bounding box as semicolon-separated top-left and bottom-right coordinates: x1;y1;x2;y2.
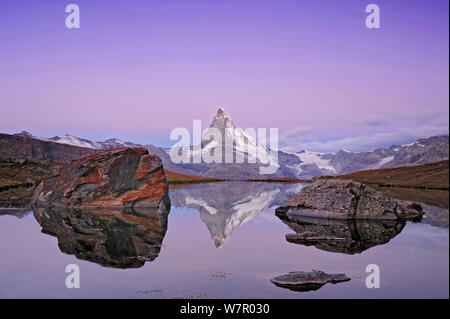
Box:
271;270;350;292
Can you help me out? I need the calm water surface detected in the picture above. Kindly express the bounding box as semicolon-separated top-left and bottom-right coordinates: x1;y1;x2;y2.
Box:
0;182;448;298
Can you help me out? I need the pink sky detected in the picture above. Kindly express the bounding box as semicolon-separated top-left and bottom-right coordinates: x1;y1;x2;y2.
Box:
0;0;448;152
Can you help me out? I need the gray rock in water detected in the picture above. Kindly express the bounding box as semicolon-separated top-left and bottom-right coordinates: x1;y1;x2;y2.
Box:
276;179;423;220
271;270;350;292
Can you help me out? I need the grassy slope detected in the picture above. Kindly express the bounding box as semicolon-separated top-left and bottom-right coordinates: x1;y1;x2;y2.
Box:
0;157;55;189
338;160;449;209
165;170;304;187
0;156;55;207
165;170;224;185
339;160;449;189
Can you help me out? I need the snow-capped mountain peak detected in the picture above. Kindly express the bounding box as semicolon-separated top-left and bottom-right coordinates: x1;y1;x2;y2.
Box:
200;108;279;168
49;134;97;149
100;138;130;147
35;134;139;150
14;131;35;139
210;107;234;129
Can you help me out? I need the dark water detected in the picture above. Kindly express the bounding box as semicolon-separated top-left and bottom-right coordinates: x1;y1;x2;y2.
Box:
0;182;448;298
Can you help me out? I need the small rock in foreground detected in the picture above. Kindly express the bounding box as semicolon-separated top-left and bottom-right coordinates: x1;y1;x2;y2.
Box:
271;270;351;292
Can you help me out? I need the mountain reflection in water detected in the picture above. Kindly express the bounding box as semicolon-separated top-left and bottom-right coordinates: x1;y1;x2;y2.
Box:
169;182;305;247
31;181;303;268
32;206;169;268
30;181;425;267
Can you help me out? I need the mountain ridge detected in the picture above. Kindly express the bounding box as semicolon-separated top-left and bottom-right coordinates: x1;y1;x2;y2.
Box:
4;109;449;179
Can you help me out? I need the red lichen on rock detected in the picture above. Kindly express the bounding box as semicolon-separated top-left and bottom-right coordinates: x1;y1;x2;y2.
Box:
32;148;170;209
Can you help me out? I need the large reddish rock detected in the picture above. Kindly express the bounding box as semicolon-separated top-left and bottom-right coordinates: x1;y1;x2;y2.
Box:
31;148;170;210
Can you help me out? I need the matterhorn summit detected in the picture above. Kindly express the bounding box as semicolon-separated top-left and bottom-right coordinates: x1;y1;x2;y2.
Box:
209;107;235;130
199;108;279;173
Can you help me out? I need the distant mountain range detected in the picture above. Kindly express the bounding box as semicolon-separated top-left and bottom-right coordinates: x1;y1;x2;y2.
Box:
278;134;449;178
13;131;142;150
2;108;449;179
0;133;95;162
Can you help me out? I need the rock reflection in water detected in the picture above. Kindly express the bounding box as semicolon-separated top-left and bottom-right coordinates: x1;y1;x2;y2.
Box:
32;206;169;268
276;212;406;254
0;208;31;219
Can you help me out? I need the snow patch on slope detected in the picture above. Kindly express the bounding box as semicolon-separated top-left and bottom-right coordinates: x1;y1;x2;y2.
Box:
377;155;395;168
48;134;97;149
185;196;218;215
295;151;336;172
